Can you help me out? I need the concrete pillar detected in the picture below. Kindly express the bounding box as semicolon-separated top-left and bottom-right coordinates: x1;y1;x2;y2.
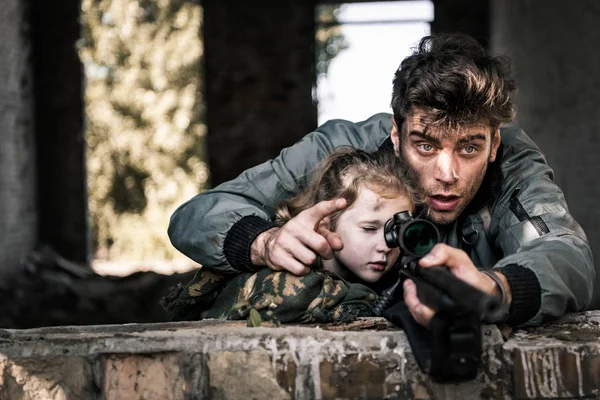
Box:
203;1;318;185
432;0;490;48
492;0;600;308
0;0;37;278
32;0;89;263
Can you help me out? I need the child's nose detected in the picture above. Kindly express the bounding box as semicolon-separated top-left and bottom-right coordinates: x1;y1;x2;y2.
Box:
376;241;392;253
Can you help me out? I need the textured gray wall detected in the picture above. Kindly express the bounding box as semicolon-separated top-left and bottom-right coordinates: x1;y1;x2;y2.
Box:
203;1;318;186
492;0;600;307
0;0;37;277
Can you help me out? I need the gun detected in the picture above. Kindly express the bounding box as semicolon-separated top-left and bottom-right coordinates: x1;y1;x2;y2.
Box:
372;211;506;383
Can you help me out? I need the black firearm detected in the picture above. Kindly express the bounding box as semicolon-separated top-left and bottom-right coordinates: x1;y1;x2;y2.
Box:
372;211;506;383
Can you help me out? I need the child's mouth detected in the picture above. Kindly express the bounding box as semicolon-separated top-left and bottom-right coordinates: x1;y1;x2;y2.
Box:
368;262;386;271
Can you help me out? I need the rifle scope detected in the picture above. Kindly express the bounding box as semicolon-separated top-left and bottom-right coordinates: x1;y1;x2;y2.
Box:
384;211;440;257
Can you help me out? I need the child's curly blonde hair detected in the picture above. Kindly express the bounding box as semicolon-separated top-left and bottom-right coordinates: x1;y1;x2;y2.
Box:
275;148;421;230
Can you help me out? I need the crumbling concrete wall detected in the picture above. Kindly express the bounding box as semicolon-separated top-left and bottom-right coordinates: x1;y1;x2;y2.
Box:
0;0;37;279
2;312;600;399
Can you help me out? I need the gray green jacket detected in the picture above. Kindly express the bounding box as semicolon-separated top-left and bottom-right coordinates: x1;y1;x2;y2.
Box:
168;113;595;327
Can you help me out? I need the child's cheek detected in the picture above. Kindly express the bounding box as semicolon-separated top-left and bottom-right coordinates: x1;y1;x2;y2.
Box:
389;248;401;264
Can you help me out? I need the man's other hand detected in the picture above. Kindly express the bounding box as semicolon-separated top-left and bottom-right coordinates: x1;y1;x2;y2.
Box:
250;198;347;275
404;243;511;327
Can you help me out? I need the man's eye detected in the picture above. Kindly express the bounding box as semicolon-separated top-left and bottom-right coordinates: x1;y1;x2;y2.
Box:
419;143;434;152
463;146;477;154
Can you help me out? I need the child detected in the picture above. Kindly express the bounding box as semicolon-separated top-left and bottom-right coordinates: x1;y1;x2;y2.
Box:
163;148;420;323
276;147;419;286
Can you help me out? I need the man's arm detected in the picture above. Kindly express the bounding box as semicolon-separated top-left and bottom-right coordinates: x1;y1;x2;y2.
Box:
168;113;392;272
490;128;595;326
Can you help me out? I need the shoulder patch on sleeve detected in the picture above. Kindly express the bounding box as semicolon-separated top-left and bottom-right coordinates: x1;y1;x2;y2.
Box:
509;189;550;236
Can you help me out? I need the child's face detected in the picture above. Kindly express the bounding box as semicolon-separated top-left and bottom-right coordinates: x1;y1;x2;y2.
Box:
333;187;413;283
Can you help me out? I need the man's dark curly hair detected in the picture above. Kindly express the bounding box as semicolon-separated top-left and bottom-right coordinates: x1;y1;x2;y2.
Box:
391;33;517;129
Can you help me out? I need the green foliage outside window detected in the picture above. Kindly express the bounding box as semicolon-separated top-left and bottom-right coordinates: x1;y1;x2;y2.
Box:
79;1;346;263
79;0;207;262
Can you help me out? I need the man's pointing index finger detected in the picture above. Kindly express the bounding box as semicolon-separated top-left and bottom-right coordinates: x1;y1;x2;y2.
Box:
301;198;347;228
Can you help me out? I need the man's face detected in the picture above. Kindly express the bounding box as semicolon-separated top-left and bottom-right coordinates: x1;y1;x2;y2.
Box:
390;109;501;225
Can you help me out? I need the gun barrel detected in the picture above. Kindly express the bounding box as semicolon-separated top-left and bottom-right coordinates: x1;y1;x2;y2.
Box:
416;266;503;321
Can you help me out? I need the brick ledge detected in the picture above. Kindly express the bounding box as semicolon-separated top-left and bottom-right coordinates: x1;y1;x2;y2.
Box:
0;313;599;399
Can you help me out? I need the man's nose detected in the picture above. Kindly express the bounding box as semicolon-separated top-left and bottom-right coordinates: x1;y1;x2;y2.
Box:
435;151;459;184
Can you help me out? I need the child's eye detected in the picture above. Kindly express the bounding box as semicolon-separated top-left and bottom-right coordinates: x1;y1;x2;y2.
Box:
362;227;377;232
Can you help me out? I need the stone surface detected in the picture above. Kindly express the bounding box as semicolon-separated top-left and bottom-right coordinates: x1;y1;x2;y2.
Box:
0;357;95;400
0;314;599;399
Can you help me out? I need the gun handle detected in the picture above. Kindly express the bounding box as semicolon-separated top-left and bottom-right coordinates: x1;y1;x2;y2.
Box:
401;270;458;313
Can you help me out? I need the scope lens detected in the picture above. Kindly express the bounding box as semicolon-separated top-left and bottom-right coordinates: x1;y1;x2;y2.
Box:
401;220;439;257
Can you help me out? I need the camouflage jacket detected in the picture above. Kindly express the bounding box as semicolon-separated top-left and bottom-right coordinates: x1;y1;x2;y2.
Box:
162;268;377;324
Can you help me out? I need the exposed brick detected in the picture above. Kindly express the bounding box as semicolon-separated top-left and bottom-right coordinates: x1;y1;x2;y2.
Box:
207;350;291;400
0;315;598;399
102;354;187;400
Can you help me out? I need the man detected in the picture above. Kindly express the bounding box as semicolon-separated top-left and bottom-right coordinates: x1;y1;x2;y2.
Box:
168;34;594;327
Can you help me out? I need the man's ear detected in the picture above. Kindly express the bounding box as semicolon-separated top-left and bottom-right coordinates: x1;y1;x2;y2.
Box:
391;117;401;157
489;128;501;162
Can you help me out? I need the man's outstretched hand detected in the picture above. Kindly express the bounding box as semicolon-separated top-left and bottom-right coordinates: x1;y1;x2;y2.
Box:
403;243;512;327
250;198;347;275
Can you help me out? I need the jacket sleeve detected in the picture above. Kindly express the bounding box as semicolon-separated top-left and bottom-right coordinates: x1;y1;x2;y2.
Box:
168;113;392;273
491;128;595;326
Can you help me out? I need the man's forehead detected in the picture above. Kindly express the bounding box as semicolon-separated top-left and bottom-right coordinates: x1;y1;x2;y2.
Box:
404;111;492;139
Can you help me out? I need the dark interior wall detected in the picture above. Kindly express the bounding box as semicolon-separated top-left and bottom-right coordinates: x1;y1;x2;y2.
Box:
0;0;37;277
432;0;490;47
492;0;600;308
32;0;89;263
203;1;318;186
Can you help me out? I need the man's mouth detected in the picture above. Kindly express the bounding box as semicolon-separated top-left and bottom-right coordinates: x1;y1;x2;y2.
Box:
429;195;460;211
